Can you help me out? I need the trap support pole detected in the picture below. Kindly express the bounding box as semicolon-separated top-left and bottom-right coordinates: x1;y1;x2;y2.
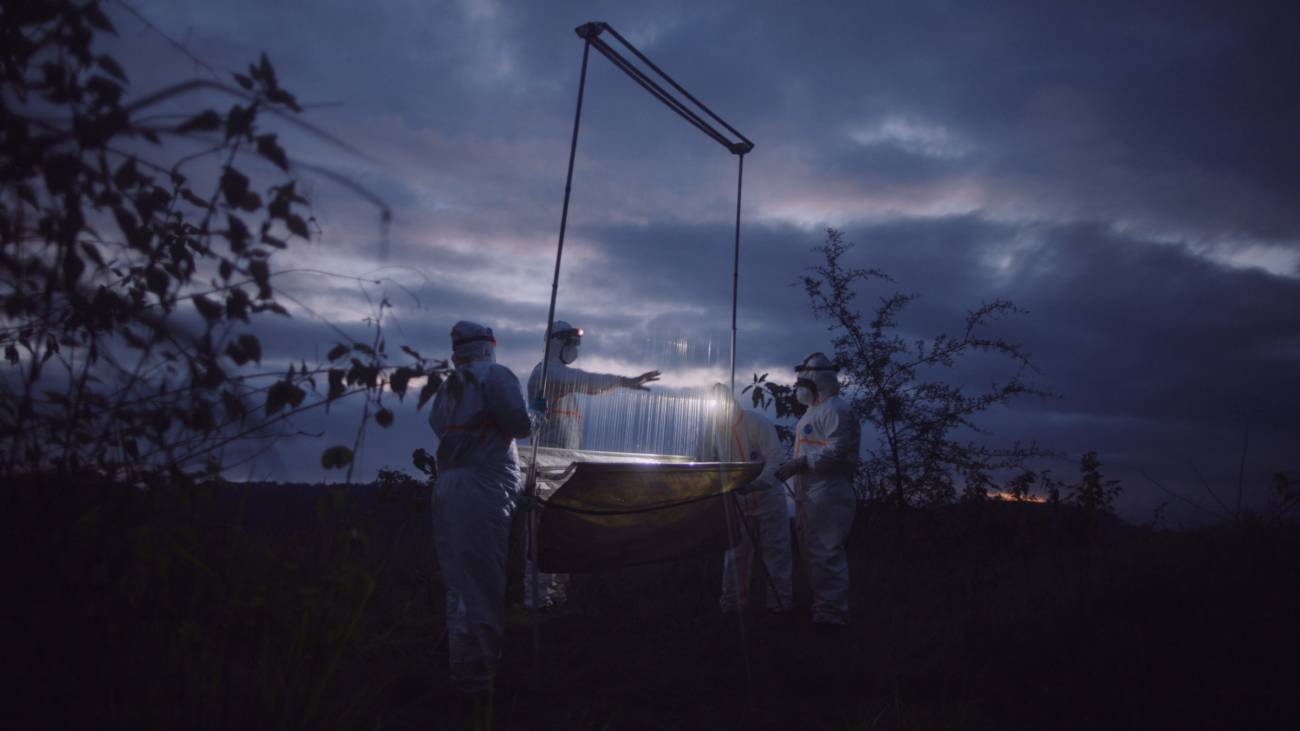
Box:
571;21;753;394
525;35;593;683
527;19;755;684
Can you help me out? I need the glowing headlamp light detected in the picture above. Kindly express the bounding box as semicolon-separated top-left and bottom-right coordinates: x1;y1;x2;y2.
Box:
553;327;583;341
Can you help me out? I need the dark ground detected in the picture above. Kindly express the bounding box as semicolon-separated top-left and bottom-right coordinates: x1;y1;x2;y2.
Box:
5;476;1300;729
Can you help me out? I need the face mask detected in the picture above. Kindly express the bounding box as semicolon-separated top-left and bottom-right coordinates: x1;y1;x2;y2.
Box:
795;386;815;406
560;343;579;364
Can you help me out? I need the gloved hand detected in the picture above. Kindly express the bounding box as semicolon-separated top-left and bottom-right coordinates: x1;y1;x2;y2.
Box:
774;456;808;482
622;370;662;391
527;395;548;433
735;481;756;496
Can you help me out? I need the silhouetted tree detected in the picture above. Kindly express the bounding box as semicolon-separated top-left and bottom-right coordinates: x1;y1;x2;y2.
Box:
749;228;1053;506
1273;470;1298;520
0;1;447;483
1066;450;1122;514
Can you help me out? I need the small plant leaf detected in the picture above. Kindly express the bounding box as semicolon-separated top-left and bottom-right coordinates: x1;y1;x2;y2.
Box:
320;445;353;470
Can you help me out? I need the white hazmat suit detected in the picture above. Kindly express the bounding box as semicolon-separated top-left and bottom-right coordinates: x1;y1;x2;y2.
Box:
429;321;531;693
526;321;635;450
523;321;659;609
697;386;793;613
777;352;860;626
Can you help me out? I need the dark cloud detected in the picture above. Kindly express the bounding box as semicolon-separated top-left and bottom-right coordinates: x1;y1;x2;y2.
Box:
823;217;1300;521
98;0;1300;522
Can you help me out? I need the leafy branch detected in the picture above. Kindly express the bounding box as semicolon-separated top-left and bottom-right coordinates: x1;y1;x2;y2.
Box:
0;1;435;483
760;228;1058;506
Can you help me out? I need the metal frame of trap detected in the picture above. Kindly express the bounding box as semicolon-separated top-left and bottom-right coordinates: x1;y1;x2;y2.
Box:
524;21;762;682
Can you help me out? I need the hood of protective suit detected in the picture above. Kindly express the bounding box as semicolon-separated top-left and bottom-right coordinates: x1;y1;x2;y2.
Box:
548;320;582;344
450;320;496;363
546;320;583;364
795;351;840;398
710;382;738;421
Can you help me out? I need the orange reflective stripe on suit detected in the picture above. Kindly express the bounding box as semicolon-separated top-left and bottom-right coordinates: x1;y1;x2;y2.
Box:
794;437;828;457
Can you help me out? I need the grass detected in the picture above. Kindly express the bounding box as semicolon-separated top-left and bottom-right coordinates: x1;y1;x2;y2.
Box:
5;476;1299;729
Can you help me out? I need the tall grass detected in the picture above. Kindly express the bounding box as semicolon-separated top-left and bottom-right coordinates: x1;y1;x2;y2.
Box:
5;474;436;729
7;476;1298;729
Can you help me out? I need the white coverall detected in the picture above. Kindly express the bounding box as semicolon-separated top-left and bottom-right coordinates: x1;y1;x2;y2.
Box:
429;323;531;693
698;405;793;612
791;368;861;625
522;346;625;608
526;349;625;450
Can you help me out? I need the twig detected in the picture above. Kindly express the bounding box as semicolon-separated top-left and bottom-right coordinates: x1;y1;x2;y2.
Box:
112;0;225;80
1236;418;1249;521
1138;467;1222;520
123;80;375;164
1188;460;1234;519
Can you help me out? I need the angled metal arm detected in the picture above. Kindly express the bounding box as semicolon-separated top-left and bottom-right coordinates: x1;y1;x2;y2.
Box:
528;21;755;685
576;22;754;155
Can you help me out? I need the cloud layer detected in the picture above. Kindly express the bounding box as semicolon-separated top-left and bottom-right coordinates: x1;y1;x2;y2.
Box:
106;0;1300;523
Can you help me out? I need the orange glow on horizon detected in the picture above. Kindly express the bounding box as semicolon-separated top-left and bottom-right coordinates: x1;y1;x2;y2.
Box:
988;490;1047;504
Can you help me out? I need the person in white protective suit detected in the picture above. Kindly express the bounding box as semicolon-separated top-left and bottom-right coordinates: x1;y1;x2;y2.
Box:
429;321;532;694
523;320;661;609
526;321;661;449
774;352;861;628
697;383;793;615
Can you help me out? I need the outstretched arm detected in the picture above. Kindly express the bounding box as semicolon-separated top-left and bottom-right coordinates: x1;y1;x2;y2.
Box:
544;363;620;396
620;370;661;391
549;364;661;396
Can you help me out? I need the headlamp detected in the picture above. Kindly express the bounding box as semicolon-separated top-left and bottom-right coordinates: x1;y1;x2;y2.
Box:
553;326;583;343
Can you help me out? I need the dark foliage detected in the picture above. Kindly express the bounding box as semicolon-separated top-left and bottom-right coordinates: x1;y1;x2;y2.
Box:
751;228;1064;507
4;472;436;729
8;474;1299;729
0;1;447;484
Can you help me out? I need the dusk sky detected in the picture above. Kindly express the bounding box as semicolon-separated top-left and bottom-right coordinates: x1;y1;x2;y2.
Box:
105;0;1298;523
